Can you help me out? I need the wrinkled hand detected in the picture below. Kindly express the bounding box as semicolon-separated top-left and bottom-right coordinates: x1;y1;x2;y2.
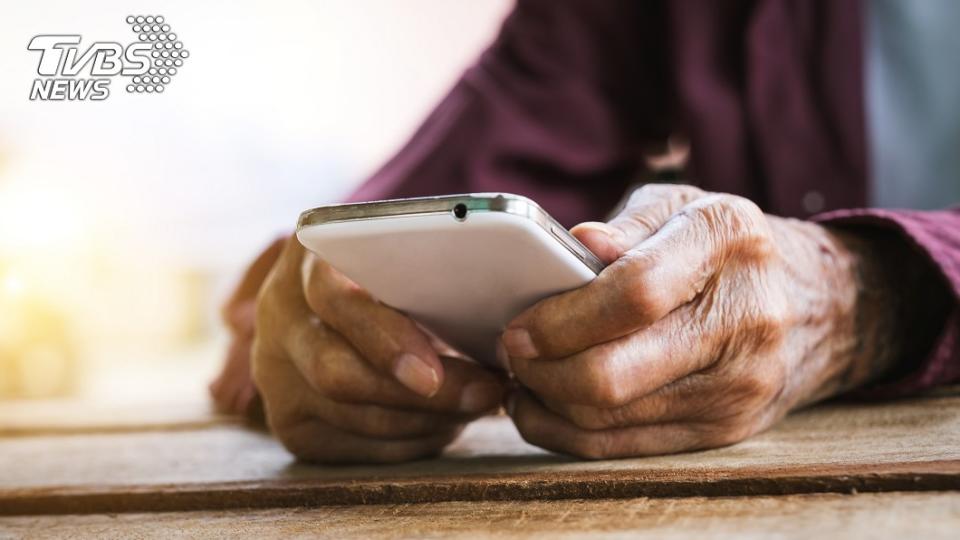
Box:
253;238;505;464
501;184;894;459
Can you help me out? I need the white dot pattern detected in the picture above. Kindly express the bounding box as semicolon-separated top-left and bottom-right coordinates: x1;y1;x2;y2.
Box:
125;15;187;94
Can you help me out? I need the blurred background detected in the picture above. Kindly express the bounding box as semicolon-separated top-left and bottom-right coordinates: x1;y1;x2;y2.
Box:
0;0;510;405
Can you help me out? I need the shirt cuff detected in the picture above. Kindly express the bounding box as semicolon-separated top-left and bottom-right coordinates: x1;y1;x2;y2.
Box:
812;208;960;398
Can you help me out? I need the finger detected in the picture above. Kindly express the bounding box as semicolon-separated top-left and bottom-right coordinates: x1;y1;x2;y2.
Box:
254;337;462;461
540;359;787;431
233;382;258;416
508;304;723;408
277;417;461;464
507;389;710;459
224;300;257;339
302;252;443;398
503;194;770;360
223;236;287;332
210;337;256;414
538;373;714;429
285;316;503;415
280;332;476;439
571;184;706;264
303;394;468;440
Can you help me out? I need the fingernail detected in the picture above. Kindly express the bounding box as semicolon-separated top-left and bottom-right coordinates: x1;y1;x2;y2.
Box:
505;392;518;417
580;222;616;239
459;383;494;414
503;328;538;359
575;223;622;264
495;339;512;372
393;353;440;398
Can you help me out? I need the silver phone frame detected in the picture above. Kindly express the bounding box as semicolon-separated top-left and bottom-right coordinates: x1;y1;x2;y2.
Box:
297;193;605;275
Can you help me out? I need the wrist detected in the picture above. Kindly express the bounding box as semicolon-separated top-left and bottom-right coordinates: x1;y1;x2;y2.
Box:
825;225;951;393
827;228;902;389
766;217;867;402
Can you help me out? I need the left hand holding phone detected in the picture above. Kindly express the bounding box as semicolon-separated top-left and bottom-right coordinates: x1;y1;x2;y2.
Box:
250;237;505;464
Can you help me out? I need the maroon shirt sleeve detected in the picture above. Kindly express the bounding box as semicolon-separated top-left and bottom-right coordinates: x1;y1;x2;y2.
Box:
343;0;960;397
815;208;960;396
346;0;671;227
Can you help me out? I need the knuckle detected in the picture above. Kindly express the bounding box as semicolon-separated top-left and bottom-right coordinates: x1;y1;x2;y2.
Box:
617;255;670;319
686;195;769;240
682;195;727;230
310;268;369;322
582;362;631;408
706;193;764;223
673;184;706;202
618;186;707;240
630;183;670;202
305;350;361;401
631;183;703;203
679;194;775;264
566;348;628;408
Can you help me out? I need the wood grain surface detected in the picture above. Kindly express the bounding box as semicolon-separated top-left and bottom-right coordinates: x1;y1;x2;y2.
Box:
0;398;236;437
2;492;959;539
2;391;959;515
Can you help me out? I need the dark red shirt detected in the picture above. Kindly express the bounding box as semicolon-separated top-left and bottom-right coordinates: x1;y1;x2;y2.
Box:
349;0;960;395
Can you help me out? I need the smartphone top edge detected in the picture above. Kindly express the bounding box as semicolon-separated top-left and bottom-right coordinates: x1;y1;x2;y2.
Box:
296;192;606;275
296;193;542;230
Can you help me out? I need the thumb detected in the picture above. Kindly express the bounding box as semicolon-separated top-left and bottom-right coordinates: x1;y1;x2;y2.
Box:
571;184;707;264
569;221;629;265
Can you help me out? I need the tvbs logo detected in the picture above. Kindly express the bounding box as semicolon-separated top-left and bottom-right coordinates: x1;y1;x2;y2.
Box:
28;15;188;101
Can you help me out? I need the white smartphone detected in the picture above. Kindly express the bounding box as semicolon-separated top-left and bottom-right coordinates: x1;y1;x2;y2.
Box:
296;193;604;367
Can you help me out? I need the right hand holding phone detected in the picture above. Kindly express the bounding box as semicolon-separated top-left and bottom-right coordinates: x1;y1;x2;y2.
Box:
252;236;504;463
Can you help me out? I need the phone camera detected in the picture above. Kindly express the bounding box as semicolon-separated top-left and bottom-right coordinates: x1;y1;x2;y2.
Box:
452;203;468;221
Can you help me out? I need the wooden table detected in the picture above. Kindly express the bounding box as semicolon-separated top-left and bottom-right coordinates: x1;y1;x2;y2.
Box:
1;388;959;538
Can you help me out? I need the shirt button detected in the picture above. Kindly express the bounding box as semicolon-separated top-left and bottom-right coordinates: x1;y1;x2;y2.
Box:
802;190;825;214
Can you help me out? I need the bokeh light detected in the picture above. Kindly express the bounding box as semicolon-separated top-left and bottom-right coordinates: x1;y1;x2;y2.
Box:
0;0;510;404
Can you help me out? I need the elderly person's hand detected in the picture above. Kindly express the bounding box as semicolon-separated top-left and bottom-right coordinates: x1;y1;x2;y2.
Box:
252;238;505;463
501;184;902;459
210;237;286;416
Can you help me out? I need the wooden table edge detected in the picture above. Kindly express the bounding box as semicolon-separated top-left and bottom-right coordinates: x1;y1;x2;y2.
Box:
3;459;958;516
